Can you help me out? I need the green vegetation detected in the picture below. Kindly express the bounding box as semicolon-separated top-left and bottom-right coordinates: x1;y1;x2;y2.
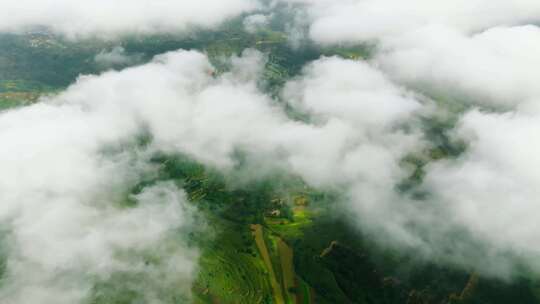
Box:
252;224;285;304
277;238;296;303
194;220;272;304
0;80;55;110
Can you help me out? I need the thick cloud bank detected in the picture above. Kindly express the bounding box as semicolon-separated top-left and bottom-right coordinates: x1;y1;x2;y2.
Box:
278;0;540;44
0;105;197;303
424;109;540;276
0;0;258;37
267;0;540;278
378;25;540;108
0;52;214;303
0;49;426;302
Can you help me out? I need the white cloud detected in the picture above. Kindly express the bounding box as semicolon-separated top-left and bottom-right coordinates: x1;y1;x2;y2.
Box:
243;14;271;33
0;49;425;301
423;107;540;277
277;0;540;44
275;1;540;110
0;0;259;38
95;46;142;67
284;56;421;128
377;25;540;108
281;56;422;189
269;1;540;278
0;51;211;303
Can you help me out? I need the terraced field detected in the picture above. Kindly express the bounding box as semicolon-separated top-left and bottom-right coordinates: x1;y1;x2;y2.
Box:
195;221;272;304
277;238;296;304
0;79;55;110
252;224;285;304
251;217;315;304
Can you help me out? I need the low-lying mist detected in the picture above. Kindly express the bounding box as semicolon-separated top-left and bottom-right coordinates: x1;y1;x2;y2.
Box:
1;1;540;302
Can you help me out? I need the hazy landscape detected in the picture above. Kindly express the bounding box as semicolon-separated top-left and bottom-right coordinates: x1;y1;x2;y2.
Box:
1;1;540;303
